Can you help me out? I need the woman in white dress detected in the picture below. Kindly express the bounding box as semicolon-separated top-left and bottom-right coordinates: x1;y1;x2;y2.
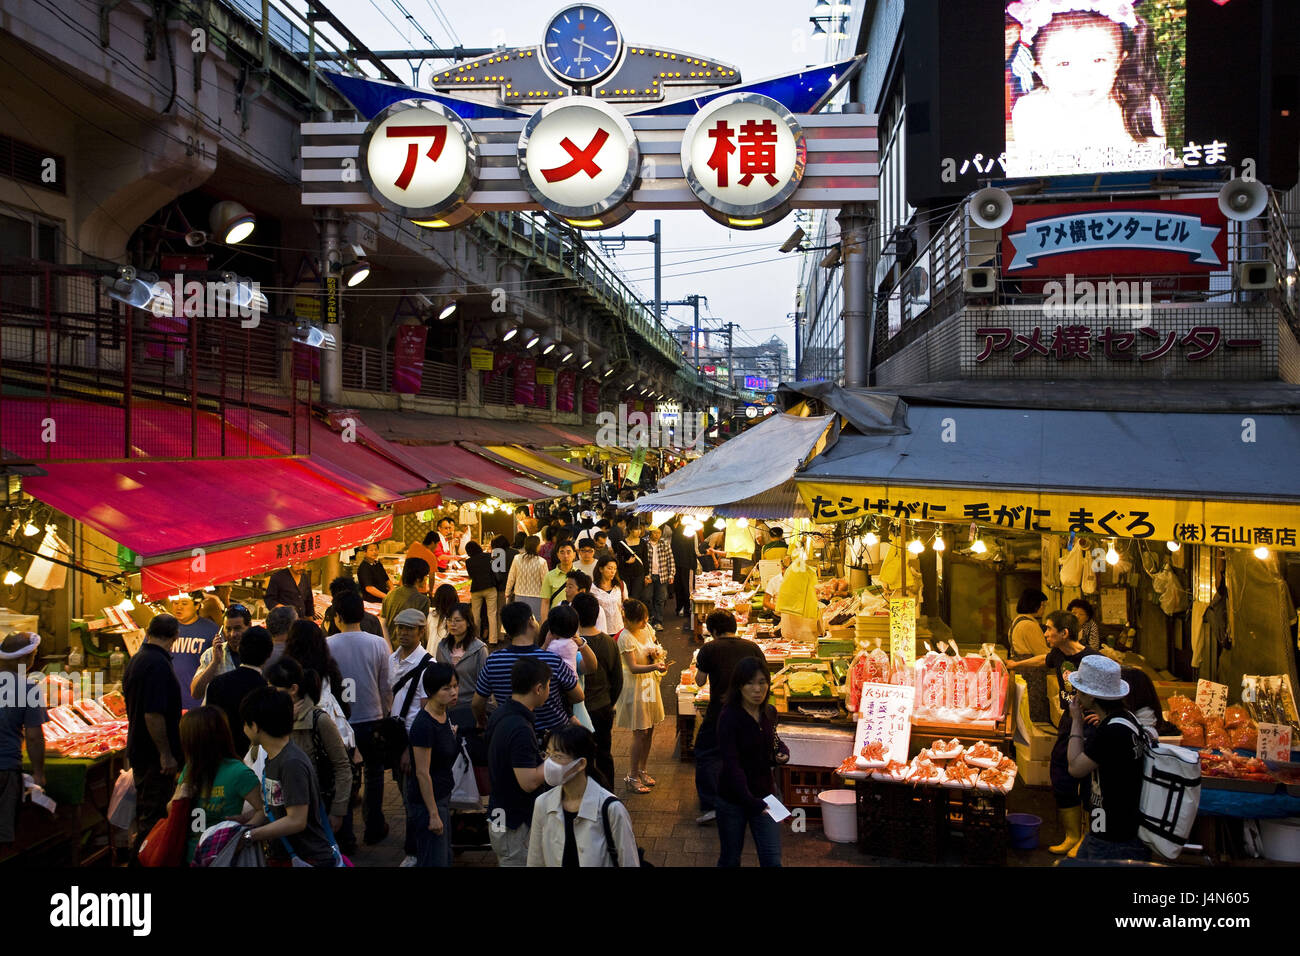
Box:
590;556;626;636
615;599;667;794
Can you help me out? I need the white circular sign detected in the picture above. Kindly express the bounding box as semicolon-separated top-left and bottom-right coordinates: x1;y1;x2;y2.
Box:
682;93;806;217
519;97;639;218
745;406;758;419
361;100;476;219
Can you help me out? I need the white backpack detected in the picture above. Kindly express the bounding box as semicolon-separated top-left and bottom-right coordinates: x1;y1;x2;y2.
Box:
1109;716;1201;860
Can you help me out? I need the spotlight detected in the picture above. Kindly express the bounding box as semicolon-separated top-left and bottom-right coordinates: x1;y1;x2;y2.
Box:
2;570;21;586
438;301;458;321
341;243;371;287
580;355;594;370
524;331;541;349
22;521;39;536
293;320;337;350
116;596;135;611
559;348;575;363
714;519;726;529
100;266;173;316
737;518;749;528
209;200;256;244
540;336;558;356
602;365;615;378
1166;540;1181;553
215;272;269;315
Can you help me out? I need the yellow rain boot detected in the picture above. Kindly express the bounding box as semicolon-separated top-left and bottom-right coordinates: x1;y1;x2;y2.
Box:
1049;806;1082;855
1067;826;1087;858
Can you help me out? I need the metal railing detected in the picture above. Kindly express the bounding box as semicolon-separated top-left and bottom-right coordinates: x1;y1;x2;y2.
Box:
340;342;465;403
875;187;1300;366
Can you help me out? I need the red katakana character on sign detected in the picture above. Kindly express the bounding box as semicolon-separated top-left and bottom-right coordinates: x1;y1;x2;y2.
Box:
541;128;610;183
707;120;735;187
737;119;779;186
387;124;449;191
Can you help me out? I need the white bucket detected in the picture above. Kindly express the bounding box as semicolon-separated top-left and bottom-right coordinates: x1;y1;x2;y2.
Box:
817;789;857;844
1259;817;1300;862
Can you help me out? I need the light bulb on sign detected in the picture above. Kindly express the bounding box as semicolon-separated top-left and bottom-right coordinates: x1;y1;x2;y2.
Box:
1106;541;1119;566
713;519;726;530
907;538;924;555
1166;540;1181;552
1254;546;1270;560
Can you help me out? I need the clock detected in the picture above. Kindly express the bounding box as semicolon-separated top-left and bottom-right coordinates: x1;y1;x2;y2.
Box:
541;4;622;85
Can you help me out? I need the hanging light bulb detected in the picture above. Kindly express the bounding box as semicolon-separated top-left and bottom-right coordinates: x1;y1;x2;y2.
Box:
737;518;749;528
2;570;21;586
932;531;945;552
971;537;988;554
713;518;726;530
116;596;135;611
864;531;879;547
22;520;39;536
1166;540;1181;553
1254;545;1270;560
907;537;924;555
1106;540;1120;566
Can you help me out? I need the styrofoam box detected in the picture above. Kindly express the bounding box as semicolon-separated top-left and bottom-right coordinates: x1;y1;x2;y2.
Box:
1014;742;1052;786
676;687;697;716
779;724;856;768
1017;721;1057;761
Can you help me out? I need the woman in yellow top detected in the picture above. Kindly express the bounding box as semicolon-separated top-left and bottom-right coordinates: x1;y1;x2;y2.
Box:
615;599;667;794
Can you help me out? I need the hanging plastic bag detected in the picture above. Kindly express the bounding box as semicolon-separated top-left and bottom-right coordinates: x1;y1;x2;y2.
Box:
449;736;482;811
1059;540;1085;588
1152;564;1189;615
108;769;136;830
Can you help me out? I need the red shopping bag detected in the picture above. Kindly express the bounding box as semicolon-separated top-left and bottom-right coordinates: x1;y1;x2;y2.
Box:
139;797;193;867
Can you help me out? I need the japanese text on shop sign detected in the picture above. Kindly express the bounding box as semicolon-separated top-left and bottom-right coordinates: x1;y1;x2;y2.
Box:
1006;210;1223;270
274;533;325;561
973;325;1261;363
1196;679;1229;720
1257;723;1292;762
706;118;779;187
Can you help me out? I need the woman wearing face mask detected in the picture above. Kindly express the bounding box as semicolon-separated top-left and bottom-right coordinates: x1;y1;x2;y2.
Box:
526;725;639;867
715;656;787;867
407;662;460;867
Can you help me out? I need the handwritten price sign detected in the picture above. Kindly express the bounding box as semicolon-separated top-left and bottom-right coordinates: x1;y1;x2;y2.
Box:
889;597;917;668
1257;722;1292;762
1195;679;1229;720
854;681;915;764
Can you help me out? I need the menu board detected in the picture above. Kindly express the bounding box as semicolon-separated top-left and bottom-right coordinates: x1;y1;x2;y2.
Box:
854;681;915;764
889;597;916;667
1195;679;1229;720
1257;722;1292;762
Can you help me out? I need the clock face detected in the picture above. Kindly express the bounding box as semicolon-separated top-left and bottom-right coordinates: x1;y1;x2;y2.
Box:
542;5;622;85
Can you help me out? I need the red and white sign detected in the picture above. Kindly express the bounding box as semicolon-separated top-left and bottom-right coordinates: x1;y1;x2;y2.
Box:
1257;722;1293;762
392;324;427;394
519;97;639;217
682;92;806;216
362;101;475;218
854;681;914;765
140;514;393;600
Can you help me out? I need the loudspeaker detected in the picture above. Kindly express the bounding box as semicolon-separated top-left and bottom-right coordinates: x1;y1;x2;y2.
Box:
969;187;1014;229
1237;261;1276;290
963;267;996;293
1218;179;1268;221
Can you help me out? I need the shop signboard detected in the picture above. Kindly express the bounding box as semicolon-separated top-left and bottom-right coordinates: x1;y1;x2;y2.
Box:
140;514;394;600
1257;722;1292;762
797;481;1300;553
1001;198;1227;279
854;681;914;762
518;98;639;220
469;347;495;370
359;100;477;221
392;324;427;393
889;596;917;668
743;376;770;390
535;368;556;386
1195;679;1229;720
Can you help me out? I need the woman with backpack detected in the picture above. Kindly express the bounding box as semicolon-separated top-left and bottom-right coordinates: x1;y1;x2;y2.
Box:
526;725;639;867
407;662;460;867
264;658;352;835
1066;656;1152;862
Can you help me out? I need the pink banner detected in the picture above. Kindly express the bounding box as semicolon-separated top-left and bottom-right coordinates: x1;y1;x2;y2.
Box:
514;356;536;406
556;370;576;413
392;325;427;394
292;343;320;384
582;378;600;414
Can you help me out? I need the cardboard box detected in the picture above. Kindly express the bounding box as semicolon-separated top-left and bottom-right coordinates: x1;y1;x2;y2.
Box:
1015;742;1052;786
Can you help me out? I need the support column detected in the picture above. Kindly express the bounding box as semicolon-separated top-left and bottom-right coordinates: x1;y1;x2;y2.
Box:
319;208;343;405
838;199;873;388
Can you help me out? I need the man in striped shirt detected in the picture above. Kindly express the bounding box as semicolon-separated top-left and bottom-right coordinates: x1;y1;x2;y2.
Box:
472;601;583;736
646;525;676;631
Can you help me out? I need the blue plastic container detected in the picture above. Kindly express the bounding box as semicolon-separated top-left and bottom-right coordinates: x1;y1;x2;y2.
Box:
1007;812;1042;849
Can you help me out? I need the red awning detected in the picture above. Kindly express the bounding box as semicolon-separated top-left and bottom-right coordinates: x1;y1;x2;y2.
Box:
394;444;556;501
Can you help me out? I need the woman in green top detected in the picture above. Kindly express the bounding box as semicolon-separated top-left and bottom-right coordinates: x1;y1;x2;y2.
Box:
174;706;263;864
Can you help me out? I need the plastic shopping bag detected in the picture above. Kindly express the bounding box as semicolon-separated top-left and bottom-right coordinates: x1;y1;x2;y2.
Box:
108;769;136;829
449;737;482;811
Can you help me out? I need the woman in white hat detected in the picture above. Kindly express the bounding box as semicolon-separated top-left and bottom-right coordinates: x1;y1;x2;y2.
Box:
1066;655;1152;861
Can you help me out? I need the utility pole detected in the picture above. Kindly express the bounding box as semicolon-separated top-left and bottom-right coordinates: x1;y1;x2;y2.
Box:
597;219;662;328
662;294;707;371
319;208;343;405
716;321;740;389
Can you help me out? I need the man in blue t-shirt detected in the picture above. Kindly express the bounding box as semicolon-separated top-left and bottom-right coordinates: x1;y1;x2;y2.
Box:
472;602;582;735
169;593;219;711
0;632;46;844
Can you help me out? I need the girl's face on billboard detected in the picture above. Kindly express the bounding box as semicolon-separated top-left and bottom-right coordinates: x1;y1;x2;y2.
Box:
1035;18;1124;103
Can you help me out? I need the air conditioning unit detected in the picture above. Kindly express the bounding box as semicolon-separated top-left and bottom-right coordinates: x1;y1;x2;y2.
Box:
963;267;996;294
1237;261;1276;290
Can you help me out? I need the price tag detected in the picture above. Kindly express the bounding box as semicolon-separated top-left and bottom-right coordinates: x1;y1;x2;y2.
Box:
1195;679;1228;720
1257;722;1292;762
854;681;914;764
889;597;917;668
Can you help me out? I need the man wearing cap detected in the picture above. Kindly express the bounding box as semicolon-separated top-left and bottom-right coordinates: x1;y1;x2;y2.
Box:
388;607;434;867
123;613;184;858
1067;655;1151;861
0;632;46;845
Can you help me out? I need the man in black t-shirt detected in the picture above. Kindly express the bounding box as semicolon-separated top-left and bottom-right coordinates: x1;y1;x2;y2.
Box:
122;614;183;858
692;610;764;825
355;543;391;601
1067;656;1150;861
205;626;272;757
485;657;549;867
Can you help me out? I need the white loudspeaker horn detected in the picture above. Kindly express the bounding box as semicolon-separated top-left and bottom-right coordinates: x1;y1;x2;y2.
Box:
1237;261;1276;290
963;266;997;293
969;187;1014;230
1218;179;1268;221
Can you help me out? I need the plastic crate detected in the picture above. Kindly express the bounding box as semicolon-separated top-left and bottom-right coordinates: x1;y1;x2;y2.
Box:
855;780;893;854
778;765;846;810
885;785;949;863
954;790;1008;865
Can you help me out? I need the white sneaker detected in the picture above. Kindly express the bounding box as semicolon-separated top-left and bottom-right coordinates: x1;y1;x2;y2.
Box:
399;855;418;867
695;810;716;825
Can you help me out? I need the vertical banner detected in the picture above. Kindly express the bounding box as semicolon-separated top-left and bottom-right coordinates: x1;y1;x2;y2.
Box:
556;369;576;412
625;444;648;485
514;356;536;406
292;342;321;384
392;324;428;394
485;350;514;387
889;596;917;668
582;378;600;414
